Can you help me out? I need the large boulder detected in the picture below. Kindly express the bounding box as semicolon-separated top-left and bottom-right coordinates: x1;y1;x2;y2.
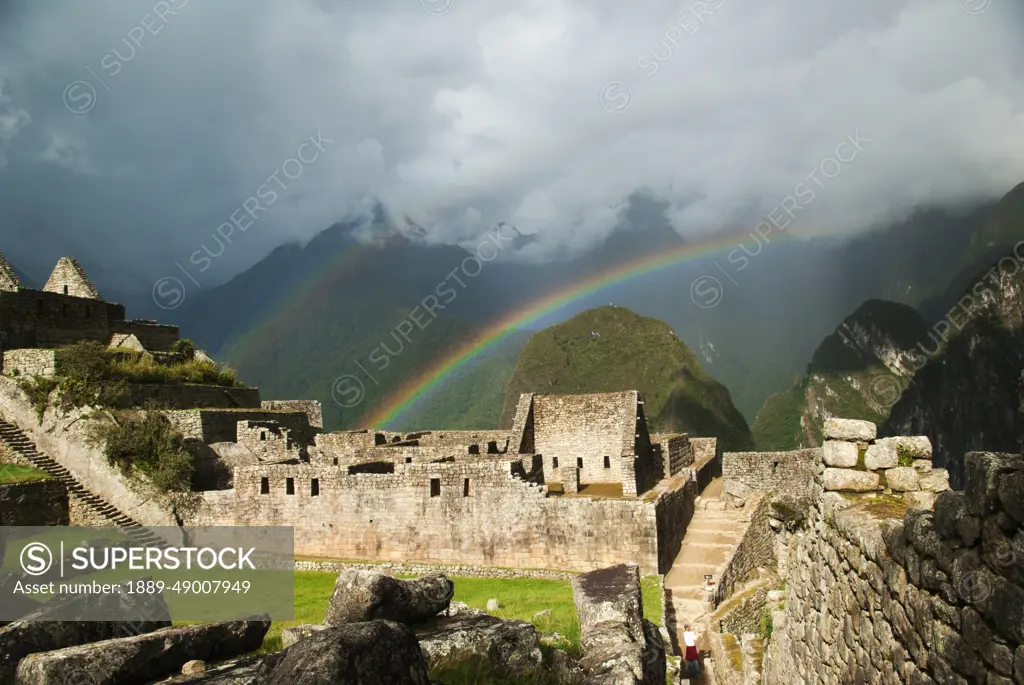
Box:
260;620;432;685
0;580;171;682
571;563;665;685
823;418;876;442
822;468;880;492
14;616;270;685
415;612;543;676
323;570;454;627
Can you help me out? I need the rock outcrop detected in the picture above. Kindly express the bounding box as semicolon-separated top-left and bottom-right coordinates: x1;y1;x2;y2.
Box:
415;612;543;676
259;620;432;685
322;569;455;626
14;617;270;685
571;562;665;685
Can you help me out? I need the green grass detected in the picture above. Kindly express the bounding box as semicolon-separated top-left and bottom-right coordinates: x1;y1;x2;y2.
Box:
263;571;665;655
0;464;50;484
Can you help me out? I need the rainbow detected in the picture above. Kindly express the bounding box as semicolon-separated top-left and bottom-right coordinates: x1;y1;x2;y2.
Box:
364;226;804;428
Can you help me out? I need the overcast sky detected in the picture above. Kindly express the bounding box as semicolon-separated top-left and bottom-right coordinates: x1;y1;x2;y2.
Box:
0;0;1021;284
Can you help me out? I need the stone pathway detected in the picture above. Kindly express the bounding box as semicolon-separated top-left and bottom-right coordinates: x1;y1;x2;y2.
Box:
665;477;747;684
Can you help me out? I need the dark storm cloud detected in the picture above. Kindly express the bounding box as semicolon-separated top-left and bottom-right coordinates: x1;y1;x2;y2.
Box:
0;0;1021;282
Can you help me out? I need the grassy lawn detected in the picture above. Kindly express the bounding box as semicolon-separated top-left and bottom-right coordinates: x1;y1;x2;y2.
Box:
0;464;51;484
263;571;665;656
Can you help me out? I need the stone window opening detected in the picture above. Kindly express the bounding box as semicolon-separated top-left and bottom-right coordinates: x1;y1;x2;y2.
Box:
771;460;779;475
430;478;441;497
260;477;269;494
487;441;498;454
311;478;320;497
332;457;338;466
463;478;470;497
552;456;559;469
286;478;295;495
260;431;266;441
577;457;584;470
405;457;412;463
469;444;480;455
603;455;611;469
63;285;69;295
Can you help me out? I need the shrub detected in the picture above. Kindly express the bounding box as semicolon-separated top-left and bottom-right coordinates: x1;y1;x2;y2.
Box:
18;376;59;420
90;411;195;493
171;338;197;359
896;444;914;467
759;606;774;640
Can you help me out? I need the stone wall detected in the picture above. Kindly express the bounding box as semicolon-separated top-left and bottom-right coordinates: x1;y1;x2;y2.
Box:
722;448;820;505
261;400;323;430
531;392;637;486
164;408;315;446
109;320;180;353
2;349;56;377
654;475;698;574
0;288;125;349
763;448;1024;685
653;434;693;478
713;494;775;606
190;459;695;574
237;421;303;461
68;493;116;526
689;437;718;464
122;384;261;410
294;559;576;581
0;479;68;526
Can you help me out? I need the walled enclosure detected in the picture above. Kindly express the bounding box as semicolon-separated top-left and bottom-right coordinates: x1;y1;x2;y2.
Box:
191;459;693;574
758;422;1024;684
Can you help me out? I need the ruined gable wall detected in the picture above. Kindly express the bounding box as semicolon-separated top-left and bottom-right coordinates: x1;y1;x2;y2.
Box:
0;289;124;349
42;258;100;299
653;434;693;478
533;394;634;485
689;437;718;464
191;459;686;573
763;450;1024;685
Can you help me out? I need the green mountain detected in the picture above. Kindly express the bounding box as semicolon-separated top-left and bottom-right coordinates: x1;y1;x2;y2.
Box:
752;299;930;450
498;306;754;450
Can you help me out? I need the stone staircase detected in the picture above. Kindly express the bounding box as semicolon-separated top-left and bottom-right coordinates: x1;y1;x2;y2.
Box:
0;419;166;548
665;480;749;684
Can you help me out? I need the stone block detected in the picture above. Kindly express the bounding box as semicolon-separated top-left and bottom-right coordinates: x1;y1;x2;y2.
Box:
903;491;936;510
864;443;898;470
998;469;1024;525
823;440;859;468
964;453;1024;517
913;459;933;473
822;468;880;492
920;469;951;493
885;467;921;492
823;418;877;442
876;436;933;460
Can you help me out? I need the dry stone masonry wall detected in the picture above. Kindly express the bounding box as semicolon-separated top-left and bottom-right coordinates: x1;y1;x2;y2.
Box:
762;418;1024;685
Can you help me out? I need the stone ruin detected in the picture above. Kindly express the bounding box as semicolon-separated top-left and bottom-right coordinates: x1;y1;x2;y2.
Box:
190;390;717;576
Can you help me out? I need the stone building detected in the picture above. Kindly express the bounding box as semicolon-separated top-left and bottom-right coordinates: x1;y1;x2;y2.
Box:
0;253;180;361
190;391;709;574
